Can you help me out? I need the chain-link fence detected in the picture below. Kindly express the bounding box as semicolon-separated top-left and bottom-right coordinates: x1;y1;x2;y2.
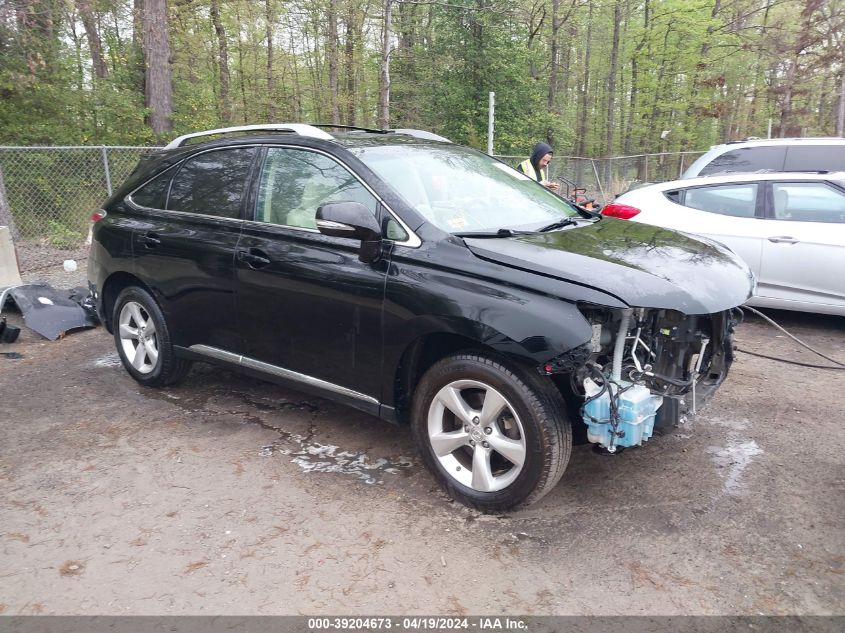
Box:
0;146;157;273
0;146;705;274
497;151;705;204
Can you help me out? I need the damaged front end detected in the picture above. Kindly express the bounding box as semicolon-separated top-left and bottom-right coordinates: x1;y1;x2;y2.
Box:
545;306;737;453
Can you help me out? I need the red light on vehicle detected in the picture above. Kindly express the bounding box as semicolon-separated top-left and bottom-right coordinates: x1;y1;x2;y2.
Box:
90;210;107;223
601;203;641;220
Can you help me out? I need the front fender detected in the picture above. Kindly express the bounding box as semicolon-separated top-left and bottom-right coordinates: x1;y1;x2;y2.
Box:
381;264;597;409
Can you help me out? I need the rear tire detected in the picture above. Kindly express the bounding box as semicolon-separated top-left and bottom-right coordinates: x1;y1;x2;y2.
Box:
411;353;571;511
112;286;191;387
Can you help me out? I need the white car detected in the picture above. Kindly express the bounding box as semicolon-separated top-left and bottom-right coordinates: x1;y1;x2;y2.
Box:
606;172;845;316
682;137;845;178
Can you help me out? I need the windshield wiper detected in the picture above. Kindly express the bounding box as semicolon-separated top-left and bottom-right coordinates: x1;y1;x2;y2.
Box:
453;228;535;238
537;218;579;232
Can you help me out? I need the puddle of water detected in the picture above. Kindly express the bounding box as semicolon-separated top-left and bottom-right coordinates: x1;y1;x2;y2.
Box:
261;437;413;485
94;352;122;368
708;436;763;496
291;443;414;485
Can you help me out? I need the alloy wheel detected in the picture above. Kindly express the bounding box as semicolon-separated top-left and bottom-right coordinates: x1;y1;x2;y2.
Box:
118;300;159;375
427;379;527;492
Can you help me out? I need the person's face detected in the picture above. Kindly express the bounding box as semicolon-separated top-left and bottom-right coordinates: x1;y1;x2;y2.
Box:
539;153;552;169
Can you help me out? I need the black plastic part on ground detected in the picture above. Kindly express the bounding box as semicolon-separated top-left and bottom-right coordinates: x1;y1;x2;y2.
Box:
0;316;21;343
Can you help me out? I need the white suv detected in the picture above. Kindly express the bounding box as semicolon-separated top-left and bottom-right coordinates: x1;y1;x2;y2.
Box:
682;138;845;179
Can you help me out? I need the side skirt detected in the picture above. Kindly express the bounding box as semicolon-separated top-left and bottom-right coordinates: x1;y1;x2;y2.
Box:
176;344;392;422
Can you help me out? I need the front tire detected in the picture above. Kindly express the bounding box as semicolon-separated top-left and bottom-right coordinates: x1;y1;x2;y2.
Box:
411;353;571;511
112;286;191;387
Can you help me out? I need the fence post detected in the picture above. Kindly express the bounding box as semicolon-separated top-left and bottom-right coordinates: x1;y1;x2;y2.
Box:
101;146;113;197
591;159;607;203
0;166;20;241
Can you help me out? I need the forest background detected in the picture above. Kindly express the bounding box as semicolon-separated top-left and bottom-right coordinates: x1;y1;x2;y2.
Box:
1;0;844;158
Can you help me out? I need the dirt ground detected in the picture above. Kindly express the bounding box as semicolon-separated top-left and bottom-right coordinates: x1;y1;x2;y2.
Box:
0;292;843;616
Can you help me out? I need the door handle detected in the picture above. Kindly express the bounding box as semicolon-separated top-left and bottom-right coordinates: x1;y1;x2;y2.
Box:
138;232;161;247
237;249;271;267
768;236;798;244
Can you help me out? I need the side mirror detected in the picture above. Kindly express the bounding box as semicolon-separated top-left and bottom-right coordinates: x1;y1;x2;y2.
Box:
316;202;383;263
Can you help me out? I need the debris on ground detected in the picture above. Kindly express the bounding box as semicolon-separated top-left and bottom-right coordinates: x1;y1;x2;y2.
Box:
0;283;98;341
0;316;20;343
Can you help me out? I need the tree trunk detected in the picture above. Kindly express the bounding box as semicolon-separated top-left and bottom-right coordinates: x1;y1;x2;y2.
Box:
77;0;108;79
547;0;560;110
328;0;340;124
210;0;232;123
837;70;845;137
603;1;622;187
266;0;274;121
234;3;249;123
575;1;593;165
377;0;393;129
526;3;545;80
133;0;145;97
344;3;356;125
143;0;173;137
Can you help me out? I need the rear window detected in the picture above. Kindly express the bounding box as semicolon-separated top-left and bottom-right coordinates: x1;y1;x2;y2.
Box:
130;167;175;209
699;147;786;176
783;145;845;172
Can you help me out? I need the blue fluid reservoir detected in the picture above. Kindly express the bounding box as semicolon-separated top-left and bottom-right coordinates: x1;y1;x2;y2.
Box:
583;378;663;449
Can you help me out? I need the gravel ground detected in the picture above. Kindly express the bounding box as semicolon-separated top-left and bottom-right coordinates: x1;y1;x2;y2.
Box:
19;255;89;289
0;299;842;617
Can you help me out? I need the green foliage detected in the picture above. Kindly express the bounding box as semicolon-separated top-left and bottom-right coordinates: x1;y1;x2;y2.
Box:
0;0;841;154
46;219;84;249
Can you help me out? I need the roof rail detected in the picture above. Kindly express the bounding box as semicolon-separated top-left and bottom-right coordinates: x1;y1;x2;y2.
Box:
164;124;334;149
392;129;452;143
310;123;389;134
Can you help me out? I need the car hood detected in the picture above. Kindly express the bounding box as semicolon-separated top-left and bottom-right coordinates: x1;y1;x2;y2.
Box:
464;219;753;314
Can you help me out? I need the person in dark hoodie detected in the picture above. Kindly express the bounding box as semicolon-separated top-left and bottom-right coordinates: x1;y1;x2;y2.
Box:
517;142;559;191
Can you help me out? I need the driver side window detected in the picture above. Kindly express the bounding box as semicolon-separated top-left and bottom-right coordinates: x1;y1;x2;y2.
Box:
255;148;377;229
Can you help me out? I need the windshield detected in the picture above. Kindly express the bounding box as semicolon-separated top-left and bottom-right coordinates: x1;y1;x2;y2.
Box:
350;144;579;233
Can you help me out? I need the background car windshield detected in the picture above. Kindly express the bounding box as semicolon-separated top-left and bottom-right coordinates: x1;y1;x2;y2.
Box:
351;144;578;233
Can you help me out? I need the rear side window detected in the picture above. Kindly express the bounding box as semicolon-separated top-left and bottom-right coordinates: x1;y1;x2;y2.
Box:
699;147;786;176
683;183;758;217
167;148;257;218
771;182;845;223
783;145;845;172
663;190;681;203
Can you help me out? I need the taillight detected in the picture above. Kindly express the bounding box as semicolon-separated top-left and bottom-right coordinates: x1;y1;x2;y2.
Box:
90;210;107;223
601;203;641;220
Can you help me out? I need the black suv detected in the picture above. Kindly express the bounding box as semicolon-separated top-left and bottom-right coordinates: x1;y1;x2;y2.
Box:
89;124;754;511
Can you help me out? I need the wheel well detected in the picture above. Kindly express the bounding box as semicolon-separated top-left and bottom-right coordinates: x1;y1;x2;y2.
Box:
101;272;151;333
392;333;503;424
392;333;578;426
